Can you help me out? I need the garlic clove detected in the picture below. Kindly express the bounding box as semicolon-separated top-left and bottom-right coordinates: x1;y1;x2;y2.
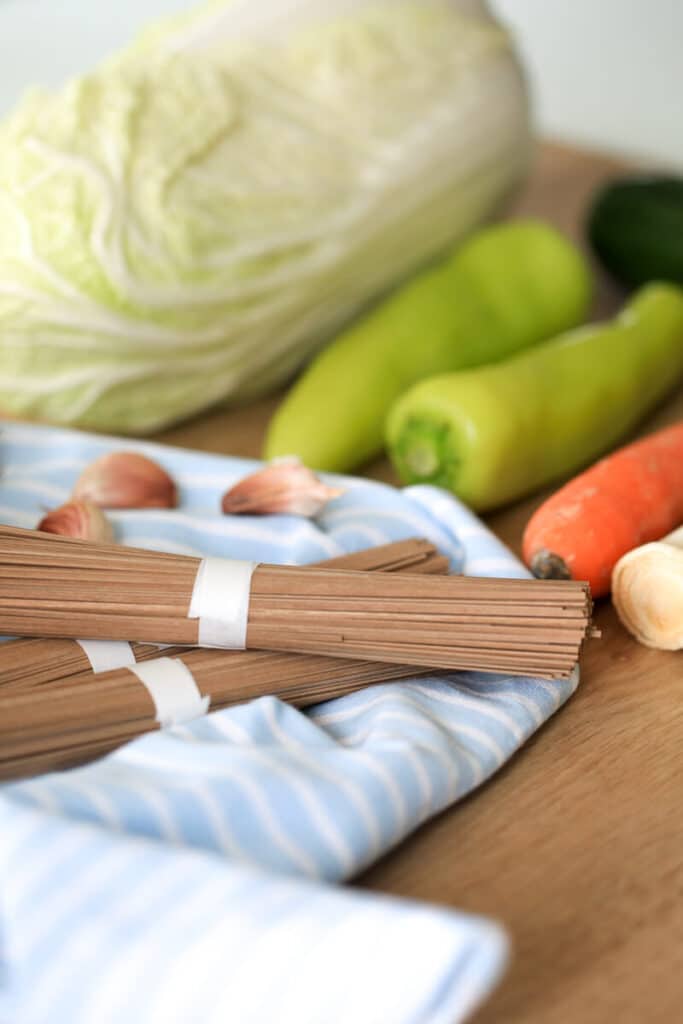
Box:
73;452;177;509
221;459;344;517
38;500;115;543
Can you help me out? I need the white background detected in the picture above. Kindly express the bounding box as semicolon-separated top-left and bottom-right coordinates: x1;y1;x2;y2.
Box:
491;0;683;166
1;0;681;165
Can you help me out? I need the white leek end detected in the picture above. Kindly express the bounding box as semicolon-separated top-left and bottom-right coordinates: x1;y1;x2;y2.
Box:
612;526;683;651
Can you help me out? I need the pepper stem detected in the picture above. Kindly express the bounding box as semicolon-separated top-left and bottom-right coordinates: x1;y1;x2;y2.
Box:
403;440;441;478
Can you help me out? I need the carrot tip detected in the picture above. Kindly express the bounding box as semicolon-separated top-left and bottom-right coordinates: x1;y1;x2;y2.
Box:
529;548;572;582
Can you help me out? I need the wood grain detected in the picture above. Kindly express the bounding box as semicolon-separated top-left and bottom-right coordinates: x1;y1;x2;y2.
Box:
159;141;683;1024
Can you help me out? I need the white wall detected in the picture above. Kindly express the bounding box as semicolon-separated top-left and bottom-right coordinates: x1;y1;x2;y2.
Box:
0;0;190;115
491;0;683;166
1;0;682;166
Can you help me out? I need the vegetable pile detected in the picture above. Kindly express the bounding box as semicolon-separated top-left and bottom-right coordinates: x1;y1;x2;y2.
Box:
0;0;530;432
386;283;683;511
266;220;591;472
4;0;683;655
267;162;683;649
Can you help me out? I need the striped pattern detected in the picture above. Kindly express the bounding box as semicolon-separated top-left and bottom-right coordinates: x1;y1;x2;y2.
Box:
0;799;508;1024
0;421;579;1023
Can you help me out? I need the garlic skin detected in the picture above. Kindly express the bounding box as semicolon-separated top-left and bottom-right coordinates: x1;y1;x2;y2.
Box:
221;459;344;517
38;500;115;543
73;452;177;509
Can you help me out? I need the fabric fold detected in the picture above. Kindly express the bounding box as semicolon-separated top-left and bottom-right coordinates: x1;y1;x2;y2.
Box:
0;799;508;1024
0;421;580;1022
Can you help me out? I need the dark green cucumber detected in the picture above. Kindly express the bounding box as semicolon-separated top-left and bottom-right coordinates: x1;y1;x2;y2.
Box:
588;175;683;288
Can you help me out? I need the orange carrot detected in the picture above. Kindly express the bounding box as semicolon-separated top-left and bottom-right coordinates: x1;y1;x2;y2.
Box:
523;421;683;597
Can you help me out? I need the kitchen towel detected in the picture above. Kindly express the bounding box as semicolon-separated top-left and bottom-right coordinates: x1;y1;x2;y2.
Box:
0;421;579;1023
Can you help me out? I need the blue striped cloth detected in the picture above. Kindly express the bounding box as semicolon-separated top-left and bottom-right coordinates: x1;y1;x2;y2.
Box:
0;422;579;1023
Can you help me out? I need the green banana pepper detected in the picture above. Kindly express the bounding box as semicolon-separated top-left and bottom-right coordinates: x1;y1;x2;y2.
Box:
386;283;683;510
264;219;592;472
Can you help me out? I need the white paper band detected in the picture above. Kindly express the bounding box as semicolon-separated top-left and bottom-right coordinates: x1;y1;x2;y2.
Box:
129;657;210;728
76;639;137;674
188;558;257;648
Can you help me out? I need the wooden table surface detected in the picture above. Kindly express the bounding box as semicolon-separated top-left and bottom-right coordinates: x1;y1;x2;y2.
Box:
159;143;683;1024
